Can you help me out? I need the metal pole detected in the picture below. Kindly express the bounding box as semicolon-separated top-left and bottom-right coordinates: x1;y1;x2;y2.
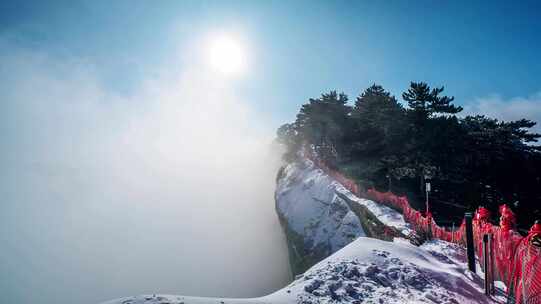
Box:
483;234;490;295
465;213;476;273
489;234;495;295
425;182;431;214
451;222;455;243
427;215;432;240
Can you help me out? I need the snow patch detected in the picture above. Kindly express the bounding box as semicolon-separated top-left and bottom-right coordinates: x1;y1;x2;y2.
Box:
336;185;413;236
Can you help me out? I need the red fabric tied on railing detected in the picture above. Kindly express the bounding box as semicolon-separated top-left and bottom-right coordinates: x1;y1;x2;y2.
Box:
473;208;493;275
511;224;541;304
490;205;521;288
431;219;453;242
493;227;522;288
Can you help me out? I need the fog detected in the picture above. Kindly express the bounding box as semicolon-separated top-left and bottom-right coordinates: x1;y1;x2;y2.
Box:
0;38;291;304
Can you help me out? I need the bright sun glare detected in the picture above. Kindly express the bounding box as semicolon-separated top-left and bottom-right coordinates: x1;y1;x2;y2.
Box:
208;35;247;76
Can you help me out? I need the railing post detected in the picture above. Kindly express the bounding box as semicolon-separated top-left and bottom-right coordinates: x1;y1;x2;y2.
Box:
489;234;495;295
426;213;432;240
465;212;476;273
451;222;455;243
483;234;490;295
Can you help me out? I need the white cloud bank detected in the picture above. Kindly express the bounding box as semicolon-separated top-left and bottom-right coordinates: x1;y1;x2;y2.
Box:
462;92;541;134
0;36;291;304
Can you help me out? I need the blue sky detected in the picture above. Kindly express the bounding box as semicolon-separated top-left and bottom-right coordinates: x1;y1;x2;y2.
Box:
1;0;541;126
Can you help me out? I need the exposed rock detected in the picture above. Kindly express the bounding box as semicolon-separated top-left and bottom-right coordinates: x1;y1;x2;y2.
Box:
275;159;409;275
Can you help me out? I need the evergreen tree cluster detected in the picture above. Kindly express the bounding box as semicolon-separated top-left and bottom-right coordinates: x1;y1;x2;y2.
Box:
277;82;541;229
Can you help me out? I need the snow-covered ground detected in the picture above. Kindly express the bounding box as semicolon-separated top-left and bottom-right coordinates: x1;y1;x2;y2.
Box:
287;237;504;304
102;237;503;304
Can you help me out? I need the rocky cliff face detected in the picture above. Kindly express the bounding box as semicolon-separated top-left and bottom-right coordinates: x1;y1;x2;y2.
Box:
275;159;409;275
275;159;365;275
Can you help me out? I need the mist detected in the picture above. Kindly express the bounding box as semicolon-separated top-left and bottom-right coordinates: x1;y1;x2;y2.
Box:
0;37;291;304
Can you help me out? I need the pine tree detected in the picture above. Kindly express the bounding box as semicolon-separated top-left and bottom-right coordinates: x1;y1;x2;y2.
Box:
402;82;462;121
294;91;351;165
276;123;300;161
352;84;406;156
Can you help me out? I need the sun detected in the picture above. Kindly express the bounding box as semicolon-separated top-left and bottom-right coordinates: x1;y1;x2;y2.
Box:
207;34;247;76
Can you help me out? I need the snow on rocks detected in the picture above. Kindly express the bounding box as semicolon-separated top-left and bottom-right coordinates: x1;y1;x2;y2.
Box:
336;186;413;236
282;237;501;304
275;157;415;276
275;159;365;256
